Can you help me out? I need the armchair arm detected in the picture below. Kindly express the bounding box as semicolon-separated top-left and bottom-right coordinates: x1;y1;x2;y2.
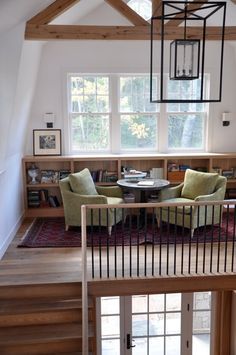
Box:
159;183;184;201
195;185;226;202
62;190;108;206
96;185;123;198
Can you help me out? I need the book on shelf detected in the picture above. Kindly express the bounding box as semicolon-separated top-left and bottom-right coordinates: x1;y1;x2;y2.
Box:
48;195;60;207
179;164;190;171
59;170;71;180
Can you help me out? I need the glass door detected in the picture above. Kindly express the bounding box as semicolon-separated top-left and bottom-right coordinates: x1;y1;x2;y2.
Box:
97;292;212;355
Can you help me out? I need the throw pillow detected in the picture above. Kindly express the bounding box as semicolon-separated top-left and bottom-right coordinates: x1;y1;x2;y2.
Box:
181;169;218;200
69;168;98;195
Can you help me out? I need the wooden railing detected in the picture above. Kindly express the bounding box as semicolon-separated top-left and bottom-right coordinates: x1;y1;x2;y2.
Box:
81;199;236;355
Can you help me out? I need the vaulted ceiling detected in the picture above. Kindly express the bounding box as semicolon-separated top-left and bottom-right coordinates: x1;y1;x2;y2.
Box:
1;0;236;40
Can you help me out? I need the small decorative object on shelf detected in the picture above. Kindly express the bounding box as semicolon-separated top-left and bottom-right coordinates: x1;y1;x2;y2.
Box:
28;164;40;184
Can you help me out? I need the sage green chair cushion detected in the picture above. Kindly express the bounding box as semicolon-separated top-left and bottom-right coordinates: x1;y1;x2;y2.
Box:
181;169;219;200
69;168;98;195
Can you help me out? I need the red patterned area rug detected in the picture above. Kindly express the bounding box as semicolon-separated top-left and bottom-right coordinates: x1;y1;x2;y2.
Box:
18;214;235;248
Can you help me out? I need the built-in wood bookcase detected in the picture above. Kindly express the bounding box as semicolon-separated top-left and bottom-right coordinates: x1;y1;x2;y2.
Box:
22;153;236;217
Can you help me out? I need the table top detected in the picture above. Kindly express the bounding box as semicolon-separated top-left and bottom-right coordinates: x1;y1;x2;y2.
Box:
117;178;170;191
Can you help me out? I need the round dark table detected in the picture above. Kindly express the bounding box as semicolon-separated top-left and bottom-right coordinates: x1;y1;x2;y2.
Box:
117;178;170;202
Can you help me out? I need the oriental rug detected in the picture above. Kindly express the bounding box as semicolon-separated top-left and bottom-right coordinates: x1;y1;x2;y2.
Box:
18;214;235;248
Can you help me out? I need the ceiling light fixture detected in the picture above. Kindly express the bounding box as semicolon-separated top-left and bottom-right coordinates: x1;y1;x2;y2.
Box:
150;1;226;103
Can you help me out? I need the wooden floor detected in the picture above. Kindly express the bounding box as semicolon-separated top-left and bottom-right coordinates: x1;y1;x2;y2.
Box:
1;217;236;289
0;218;83;286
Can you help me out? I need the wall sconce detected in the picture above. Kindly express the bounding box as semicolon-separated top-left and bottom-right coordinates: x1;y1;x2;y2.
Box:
222;112;232;127
43;112;55;128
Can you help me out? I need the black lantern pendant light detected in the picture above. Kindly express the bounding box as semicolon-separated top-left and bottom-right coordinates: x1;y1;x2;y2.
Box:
150;1;226;103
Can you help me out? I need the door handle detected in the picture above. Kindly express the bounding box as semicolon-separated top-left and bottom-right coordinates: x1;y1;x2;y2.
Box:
126;333;136;349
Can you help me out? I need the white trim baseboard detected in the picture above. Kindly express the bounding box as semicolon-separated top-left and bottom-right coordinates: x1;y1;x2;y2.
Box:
0;213;24;260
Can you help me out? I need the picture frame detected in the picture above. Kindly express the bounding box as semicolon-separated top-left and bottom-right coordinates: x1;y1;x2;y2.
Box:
33;129;61;156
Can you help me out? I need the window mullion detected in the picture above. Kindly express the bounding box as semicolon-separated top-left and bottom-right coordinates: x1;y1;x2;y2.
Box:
111;75;120;153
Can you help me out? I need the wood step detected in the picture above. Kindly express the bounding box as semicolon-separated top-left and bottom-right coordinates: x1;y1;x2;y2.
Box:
0;283;82;299
0;323;94;354
0;298;94;327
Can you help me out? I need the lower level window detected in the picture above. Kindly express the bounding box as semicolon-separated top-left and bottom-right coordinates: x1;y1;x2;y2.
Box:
97;292;211;355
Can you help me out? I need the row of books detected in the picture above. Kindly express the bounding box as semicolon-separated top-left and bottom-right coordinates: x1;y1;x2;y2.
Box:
168;163;208;173
28;189;60;208
91;170;118;183
28;169;71;184
168;163;190;172
212;167;236;179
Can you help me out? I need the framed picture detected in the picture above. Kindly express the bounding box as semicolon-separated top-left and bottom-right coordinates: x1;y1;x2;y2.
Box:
33;129;61;156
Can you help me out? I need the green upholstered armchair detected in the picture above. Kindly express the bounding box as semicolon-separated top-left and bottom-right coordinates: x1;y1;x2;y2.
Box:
59;168;125;235
157;169;227;236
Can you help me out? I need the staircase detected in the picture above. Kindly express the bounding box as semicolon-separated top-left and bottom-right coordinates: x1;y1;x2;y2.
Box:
0;282;95;354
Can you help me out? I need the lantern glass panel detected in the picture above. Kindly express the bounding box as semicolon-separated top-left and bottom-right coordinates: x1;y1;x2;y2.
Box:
170;40;200;80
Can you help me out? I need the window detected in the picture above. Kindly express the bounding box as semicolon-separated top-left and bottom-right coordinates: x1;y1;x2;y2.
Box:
97;292;212;355
67;74;208;154
68;75;110;152
126;0;152;21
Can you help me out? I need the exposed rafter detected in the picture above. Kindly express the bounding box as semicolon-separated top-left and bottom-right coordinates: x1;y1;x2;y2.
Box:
25;24;236;41
25;0;236;41
104;0;148;26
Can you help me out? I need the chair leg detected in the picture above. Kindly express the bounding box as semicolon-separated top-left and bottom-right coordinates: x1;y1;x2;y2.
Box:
65;225;69;231
108;226;112;236
191;229;195;237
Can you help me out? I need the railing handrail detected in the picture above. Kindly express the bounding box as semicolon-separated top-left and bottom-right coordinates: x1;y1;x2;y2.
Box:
81;199;236;211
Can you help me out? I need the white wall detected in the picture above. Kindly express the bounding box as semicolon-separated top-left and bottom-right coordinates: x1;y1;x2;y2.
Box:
27;38;236;155
0;24;43;258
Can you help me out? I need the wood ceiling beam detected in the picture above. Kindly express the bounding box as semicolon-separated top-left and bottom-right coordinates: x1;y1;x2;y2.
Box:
27;0;80;25
25;24;236;41
152;0;162;33
152;0;162;17
164;0;208;28
104;0;149;26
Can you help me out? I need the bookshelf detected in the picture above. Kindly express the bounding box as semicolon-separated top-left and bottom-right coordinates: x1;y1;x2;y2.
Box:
22;153;236;217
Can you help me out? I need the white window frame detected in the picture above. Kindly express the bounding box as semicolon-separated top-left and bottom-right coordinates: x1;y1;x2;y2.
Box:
66;73;209;155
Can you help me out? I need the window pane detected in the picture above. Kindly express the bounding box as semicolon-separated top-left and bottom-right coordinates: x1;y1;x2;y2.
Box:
149;313;164;335
132;295;147;313
121;114;157;150
149;337;164;355
166;294;181;311
120;76;158;112
132;314;148;336
193;292;211;310
193;311;211;334
101;315;120;338
192;334;210;355
149;294;164;312
166;336;181;355
166;313;181;335
71;114;109;151
168;114;204;149
102;339;120;355
132;337;147;355
101;297;119;315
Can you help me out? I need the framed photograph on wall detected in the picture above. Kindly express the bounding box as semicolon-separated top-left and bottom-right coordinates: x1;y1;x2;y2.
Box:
33;129;61;156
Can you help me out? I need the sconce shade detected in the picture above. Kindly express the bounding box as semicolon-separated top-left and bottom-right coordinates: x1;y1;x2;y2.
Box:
150;1;226;103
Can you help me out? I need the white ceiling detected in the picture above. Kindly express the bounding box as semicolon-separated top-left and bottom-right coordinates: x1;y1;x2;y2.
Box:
0;0;235;36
